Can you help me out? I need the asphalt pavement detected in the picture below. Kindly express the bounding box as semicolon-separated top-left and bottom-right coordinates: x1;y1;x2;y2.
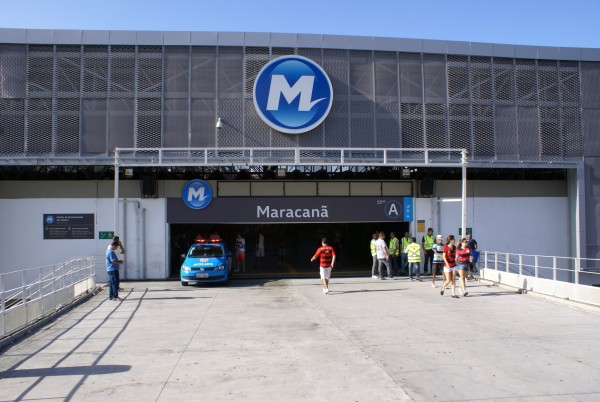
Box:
1;276;599;401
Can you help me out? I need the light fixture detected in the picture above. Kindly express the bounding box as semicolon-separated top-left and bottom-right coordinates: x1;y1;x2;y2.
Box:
276;167;287;178
216;117;223;129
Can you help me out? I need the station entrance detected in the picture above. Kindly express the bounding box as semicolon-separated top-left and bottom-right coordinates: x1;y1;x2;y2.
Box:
169;222;409;278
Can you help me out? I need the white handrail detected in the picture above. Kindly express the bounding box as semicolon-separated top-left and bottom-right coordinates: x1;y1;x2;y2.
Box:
1;257;97;337
481;251;600;287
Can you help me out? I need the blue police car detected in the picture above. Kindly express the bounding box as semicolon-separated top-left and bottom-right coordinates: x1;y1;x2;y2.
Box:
180;238;230;285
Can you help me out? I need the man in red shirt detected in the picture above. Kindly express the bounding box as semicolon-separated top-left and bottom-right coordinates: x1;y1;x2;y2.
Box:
310;237;336;294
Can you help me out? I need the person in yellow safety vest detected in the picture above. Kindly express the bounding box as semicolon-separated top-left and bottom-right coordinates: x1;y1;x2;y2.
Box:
422;228;435;275
388;232;400;275
370;232;379;279
406;237;423;281
400;232;411;275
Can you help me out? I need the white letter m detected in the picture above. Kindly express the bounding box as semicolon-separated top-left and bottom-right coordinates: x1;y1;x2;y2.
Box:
266;75;326;111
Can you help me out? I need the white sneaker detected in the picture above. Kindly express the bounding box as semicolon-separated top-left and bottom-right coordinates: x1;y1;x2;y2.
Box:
431;283;436;288
325;289;330;294
371;275;378;279
322;288;327;294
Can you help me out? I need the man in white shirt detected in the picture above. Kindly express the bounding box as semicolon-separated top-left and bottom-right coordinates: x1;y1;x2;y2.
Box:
375;232;392;280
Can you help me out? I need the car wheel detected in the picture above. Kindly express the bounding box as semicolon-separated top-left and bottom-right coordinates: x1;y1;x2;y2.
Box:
181;281;188;286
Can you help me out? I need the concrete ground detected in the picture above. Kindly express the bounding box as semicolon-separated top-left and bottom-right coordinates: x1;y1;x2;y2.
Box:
1;276;599;402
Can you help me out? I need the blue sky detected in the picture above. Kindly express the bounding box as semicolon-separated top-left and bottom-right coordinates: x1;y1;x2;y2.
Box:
1;0;598;48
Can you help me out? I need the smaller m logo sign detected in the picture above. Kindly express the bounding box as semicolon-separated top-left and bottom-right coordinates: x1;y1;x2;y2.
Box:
182;180;213;210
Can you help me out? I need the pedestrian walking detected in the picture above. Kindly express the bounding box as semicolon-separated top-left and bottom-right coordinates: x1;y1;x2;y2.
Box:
406;237;423;281
389;231;400;275
456;238;471;296
106;241;124;301
370;232;378;279
235;233;246;272
467;233;478;280
110;236;125;290
422;228;435;274
310;237;336;294
375;232;393;279
441;235;458;298
400;232;411;275
431;234;444;288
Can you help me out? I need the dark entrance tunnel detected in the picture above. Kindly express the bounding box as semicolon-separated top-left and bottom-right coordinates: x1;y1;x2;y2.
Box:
169;222;409;277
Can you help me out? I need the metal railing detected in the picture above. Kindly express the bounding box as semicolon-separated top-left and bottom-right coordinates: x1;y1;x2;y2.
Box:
481;251;600;286
1;257;96;337
114;147;467;167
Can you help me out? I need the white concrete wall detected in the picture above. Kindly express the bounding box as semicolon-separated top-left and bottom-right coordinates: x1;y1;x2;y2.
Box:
0;198;166;281
0;191;570;279
414;197;569;257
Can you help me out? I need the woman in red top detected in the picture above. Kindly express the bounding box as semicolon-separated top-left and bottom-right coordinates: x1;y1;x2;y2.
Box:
456;238;471;297
441;235;458;298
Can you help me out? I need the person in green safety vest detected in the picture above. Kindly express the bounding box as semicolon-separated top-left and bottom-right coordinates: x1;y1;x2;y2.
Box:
388;232;400;275
400;232;411;275
370;232;379;279
422;228;435;275
406;237;423;281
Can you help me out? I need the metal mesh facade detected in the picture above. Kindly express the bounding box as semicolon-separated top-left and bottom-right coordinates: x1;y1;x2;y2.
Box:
1;42;599;165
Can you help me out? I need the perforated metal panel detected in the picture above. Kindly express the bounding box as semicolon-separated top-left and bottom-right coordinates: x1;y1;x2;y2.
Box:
55;98;79;155
539;107;561;158
374;51;400;148
447;56;469;101
399;53;422;103
562;107;582;157
470;57;492;101
472;105;495;158
425;104;448;153
449;104;471;155
137;47;162;148
350;51;374;148
82;46;108;97
0;98;25;155
244;47;270;147
0;38;594;164
493;58;515;102
494;105;517;159
323;49;349;147
110;46;135;97
423;54;447;103
56;46;81;96
297;48;325;147
401;103;424;149
0;45;26;98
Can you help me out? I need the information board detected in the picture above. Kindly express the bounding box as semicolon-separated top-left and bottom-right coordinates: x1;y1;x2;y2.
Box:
43;214;95;240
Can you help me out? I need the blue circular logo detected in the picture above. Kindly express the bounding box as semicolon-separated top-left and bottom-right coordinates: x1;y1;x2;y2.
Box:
182;180;213;210
46;215;55;224
384;200;403;220
253;56;333;134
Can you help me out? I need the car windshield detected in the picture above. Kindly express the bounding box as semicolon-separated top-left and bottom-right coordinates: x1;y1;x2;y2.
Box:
188;244;224;258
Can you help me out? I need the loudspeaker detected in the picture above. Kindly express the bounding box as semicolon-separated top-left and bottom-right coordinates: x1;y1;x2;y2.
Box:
420;179;435;196
141;176;157;198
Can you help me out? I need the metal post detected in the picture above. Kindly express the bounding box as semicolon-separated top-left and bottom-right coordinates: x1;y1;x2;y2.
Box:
553;256;557;281
535;255;539;278
461;149;467;240
519;254;523;276
114;148;120;234
575;257;580;285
